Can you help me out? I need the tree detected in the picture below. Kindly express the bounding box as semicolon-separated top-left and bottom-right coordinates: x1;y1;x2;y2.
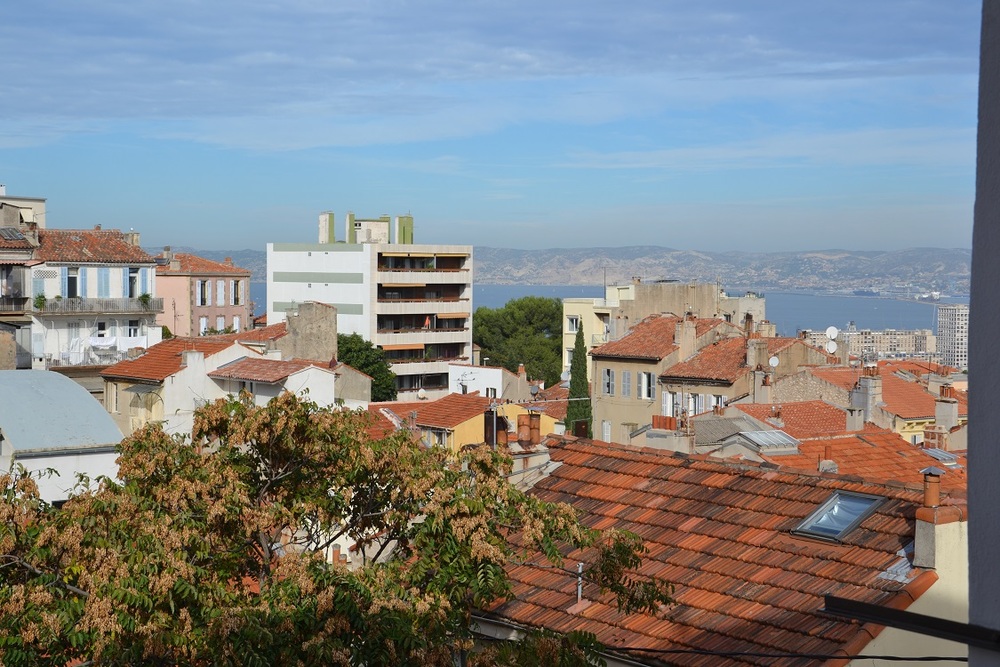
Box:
337;332;397;401
565;327;592;437
473;296;563;387
0;393;671;666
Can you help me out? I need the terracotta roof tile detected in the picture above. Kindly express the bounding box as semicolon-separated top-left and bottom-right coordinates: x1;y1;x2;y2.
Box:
155;252;251;276
808;366;968;420
36;229;154;264
207;357;315;384
371;392;492;429
101;337;236;382
731;401;873;439
486;437;960;665
662;337;804;383
591;314;730;361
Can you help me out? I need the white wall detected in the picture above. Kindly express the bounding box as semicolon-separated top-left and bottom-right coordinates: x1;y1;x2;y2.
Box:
14;451;119;503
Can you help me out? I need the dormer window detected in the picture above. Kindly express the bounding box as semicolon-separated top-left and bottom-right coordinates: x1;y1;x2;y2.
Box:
793;491;883;541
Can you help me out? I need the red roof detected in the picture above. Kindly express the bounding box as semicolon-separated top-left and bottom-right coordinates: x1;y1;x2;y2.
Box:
809;366;969;420
155;252;251;276
101;337;236;382
590;314;727;361
208;357;316;384
530;384;570;421
372;392;492;429
769;432;968;493
731;401;866;439
487;436;960;665
36;228;154;264
661;337;799;383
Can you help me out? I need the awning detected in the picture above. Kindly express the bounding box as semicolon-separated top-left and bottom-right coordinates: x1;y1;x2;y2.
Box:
434;252;470;257
381;283;425;288
381;343;425;351
380;252;434;258
437;312;469;319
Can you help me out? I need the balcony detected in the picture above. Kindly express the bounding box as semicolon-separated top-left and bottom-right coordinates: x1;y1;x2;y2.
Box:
0;297;29;314
34;296;164;315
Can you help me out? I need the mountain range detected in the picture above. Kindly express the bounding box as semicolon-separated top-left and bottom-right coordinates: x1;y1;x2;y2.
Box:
159;246;971;296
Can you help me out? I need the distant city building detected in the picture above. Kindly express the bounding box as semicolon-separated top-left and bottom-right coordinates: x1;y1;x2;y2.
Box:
267;211;473;400
154;247;253;336
801;323;937;362
563;279;766;381
936;303;969;370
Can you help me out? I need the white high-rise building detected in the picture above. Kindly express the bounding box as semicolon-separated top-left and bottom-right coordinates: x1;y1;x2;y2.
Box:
936;303;969;370
267;212;473;400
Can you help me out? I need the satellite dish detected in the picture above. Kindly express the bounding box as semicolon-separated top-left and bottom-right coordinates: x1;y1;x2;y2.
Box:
825;326;839;340
530;385;540;397
768;355;779;368
417;388;427;400
825;340;838;354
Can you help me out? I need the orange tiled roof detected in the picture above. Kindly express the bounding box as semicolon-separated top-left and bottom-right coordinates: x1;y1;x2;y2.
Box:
208;357;316;384
530;384;569;421
101;337;237;382
808;367;969;420
155;253;251;276
372;392;492;429
232;322;288;344
36;228;154;264
768;432;968;493
731;401;867;439
661;337;799;383
487;436;959;665
590;314;727;361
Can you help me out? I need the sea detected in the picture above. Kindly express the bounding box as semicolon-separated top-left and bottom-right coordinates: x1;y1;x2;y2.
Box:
249;282;968;336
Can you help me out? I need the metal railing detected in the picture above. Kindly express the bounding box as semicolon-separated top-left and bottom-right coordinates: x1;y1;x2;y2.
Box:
0;297;28;313
34;297;164;314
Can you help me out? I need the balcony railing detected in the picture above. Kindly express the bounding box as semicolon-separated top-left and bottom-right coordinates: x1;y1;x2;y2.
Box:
377;297;468;304
0;297;29;313
34;297;164;315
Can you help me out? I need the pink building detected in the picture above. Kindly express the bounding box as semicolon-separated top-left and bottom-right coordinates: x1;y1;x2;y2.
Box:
155;248;252;336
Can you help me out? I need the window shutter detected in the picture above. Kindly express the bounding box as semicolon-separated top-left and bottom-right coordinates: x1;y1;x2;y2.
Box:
140;268;149;295
60;267;68;297
98;268;110;298
80;268;88;297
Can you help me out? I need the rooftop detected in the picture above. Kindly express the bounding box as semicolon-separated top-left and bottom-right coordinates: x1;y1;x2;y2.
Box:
731;401;872;439
156;252;251;276
661;337;800;383
35;228;153;264
590;314;727;361
101;337;239;382
808;366;968;420
372;391;493;430
487;436;960;665
207;357;317;384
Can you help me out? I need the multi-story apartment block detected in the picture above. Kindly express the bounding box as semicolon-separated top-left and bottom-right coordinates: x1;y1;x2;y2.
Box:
0;204;37;368
154;248;253;336
936;303;969;370
801;324;937;361
267;211;473;400
31;226;163;367
563;279;766;381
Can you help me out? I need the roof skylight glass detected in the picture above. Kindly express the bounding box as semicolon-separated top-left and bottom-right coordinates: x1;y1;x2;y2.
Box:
793;491;883;541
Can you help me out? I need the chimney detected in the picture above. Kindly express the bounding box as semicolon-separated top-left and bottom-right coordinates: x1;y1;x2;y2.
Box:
757;320;776;338
484;409;497;447
124;230;140;246
675;316;697;360
224;257;233;266
746;337;768;370
517;414;530;444
935;384;960;431
818;444;838;473
518;363;527;381
529;412;541;446
743;312;754;335
318;211;336;244
845;406;865;431
850;365;883;422
913;467;966;575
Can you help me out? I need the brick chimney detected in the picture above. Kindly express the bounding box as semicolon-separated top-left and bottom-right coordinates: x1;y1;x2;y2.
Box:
529;411;541;446
935;384;960;431
517;414;531;445
818;444;838;473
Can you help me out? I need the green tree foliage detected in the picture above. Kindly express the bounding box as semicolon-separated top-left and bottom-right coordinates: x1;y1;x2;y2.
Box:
0;393;671;666
473;296;563;387
337;332;397;401
565;327;592;436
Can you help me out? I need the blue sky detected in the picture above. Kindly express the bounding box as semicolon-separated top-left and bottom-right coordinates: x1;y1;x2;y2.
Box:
0;1;979;251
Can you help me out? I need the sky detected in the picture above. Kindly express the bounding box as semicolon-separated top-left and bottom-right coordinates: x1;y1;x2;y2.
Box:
0;1;980;252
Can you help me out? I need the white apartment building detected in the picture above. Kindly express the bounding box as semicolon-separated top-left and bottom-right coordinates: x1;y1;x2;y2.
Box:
936;303;969;370
267;212;473;400
801;325;937;361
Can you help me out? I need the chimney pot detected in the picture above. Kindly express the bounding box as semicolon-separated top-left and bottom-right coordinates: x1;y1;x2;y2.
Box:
922;468;944;509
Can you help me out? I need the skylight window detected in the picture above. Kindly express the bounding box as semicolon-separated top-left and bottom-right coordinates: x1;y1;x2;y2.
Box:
793;491;883;541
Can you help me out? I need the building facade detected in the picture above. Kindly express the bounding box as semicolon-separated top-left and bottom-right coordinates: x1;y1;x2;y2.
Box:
936;303;969;370
802;324;937;361
154;248;253;336
563;279;766;381
267;212;473;400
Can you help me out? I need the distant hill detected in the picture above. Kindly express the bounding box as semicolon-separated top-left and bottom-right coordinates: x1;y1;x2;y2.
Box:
157;246;971;296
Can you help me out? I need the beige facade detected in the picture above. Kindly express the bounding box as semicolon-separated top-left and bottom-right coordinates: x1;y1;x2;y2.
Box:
563;279;766;381
802;326;937;361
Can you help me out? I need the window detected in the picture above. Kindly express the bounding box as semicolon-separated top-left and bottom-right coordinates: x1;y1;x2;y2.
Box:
96;321;107;338
233;315;241;332
601;420;611;442
107;382;118;413
639;372;656;400
67;268;79;298
216;280;225;306
232;279;242;305
621;370;631;398
216;316;225;331
567;316;580;334
127;320;139;337
67;321;81;341
128;268;139;298
199;316;208;335
486;387;497;398
793;491;883;541
197;280;210;306
715;395;725;409
602;368;615;396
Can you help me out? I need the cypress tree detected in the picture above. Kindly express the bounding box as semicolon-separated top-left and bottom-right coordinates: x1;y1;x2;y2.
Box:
565;327;592;437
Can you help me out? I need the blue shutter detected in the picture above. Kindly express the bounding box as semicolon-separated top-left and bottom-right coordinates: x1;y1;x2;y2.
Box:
122;268;129;297
80;268;88;297
140;268;149;295
98;268;110;298
60;267;68;297
32;271;43;298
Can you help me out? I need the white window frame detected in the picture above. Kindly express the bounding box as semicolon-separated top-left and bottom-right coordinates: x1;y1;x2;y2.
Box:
621;370;631;398
567;316;580;334
602;368;615;396
216;316;226;332
199;316;208;335
601;420;611;442
216;280;225;306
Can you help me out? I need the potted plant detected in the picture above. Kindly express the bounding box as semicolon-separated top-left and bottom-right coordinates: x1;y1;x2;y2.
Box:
138;292;152;309
33;293;46;310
